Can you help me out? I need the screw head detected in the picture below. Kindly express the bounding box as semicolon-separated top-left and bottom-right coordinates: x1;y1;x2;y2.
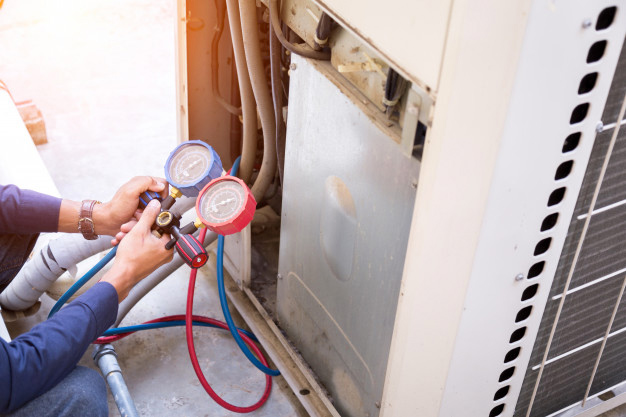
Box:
582;19;593;29
289;63;297;71
515;273;524;281
596;121;604;133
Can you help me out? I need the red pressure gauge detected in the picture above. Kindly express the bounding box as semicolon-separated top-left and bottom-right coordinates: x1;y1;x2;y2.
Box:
196;176;256;235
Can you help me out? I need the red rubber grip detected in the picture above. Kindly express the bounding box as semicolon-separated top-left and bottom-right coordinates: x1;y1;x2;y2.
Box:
176;234;208;269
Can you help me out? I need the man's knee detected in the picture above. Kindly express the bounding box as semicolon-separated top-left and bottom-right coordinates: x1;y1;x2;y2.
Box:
5;366;108;417
59;367;108;417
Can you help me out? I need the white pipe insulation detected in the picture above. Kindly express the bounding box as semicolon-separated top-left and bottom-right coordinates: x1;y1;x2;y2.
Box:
0;234;112;311
225;0;257;185
238;0;277;202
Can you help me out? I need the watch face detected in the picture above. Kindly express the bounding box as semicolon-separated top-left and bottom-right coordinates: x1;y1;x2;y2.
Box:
198;178;246;225
167;143;213;186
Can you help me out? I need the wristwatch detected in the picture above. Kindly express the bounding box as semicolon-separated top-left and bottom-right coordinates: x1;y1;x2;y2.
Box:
78;200;101;240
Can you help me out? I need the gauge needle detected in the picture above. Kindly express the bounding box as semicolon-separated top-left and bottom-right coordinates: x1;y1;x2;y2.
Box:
183;159;200;177
210;198;235;213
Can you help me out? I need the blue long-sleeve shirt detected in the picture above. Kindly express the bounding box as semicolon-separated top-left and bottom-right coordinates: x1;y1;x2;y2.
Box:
0;184;119;413
0;283;118;412
0;184;62;234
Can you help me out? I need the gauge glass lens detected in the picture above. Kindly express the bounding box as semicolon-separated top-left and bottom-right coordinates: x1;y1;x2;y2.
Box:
199;179;246;224
168;144;213;186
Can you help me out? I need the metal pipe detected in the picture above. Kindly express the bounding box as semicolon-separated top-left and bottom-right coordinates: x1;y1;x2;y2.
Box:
268;0;330;60
93;344;139;417
270;19;286;185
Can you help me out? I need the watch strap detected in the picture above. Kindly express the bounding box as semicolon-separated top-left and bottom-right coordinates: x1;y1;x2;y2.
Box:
78;200;100;240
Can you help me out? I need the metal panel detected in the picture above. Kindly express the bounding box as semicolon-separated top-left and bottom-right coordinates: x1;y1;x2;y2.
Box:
277;55;419;417
313;0;452;91
380;1;626;416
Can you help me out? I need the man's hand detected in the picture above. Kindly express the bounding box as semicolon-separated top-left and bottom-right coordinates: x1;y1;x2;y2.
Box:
57;176;168;239
101;199;173;302
95;176;167;239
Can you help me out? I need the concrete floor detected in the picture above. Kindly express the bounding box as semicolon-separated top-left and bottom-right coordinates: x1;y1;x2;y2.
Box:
0;1;300;416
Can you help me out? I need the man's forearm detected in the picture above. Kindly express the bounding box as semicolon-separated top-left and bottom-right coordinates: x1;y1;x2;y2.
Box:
0;282;118;413
0;184;61;234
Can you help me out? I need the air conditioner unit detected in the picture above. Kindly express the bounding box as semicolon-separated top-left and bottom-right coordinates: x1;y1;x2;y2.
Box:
179;0;626;415
379;1;626;417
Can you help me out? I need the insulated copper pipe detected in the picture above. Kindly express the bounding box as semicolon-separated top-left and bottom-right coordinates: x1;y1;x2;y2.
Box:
239;0;277;201
269;15;285;184
225;0;257;184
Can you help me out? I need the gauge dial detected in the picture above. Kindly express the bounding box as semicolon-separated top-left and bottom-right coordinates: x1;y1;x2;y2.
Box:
196;176;256;235
164;140;223;197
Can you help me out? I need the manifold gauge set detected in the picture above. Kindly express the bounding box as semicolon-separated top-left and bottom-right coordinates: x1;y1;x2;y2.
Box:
138;140;256;268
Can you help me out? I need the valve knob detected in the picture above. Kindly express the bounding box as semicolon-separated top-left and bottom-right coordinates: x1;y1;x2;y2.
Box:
175;234;208;269
138;191;162;210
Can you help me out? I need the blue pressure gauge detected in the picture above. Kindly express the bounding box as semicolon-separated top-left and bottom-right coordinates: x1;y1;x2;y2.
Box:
164;140;223;197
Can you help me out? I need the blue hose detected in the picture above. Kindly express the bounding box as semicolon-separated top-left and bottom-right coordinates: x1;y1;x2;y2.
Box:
103;320;258;341
48;246;118;318
230;156;241;178
47;244;258;342
216;236;280;376
218;156;280;375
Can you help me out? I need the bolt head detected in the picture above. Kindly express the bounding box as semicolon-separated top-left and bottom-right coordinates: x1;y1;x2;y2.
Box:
596;121;604;133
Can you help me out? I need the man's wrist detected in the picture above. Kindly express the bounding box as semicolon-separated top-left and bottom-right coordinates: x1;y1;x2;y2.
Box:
57;200;82;233
100;263;134;303
92;202;116;237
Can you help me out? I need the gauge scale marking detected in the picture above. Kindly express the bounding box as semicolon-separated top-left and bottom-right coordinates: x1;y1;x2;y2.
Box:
196;176;256;235
164;141;222;197
169;146;212;186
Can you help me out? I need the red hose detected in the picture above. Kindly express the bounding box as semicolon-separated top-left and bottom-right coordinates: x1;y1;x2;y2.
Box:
94;227;272;413
93;315;250;344
186;227;272;413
